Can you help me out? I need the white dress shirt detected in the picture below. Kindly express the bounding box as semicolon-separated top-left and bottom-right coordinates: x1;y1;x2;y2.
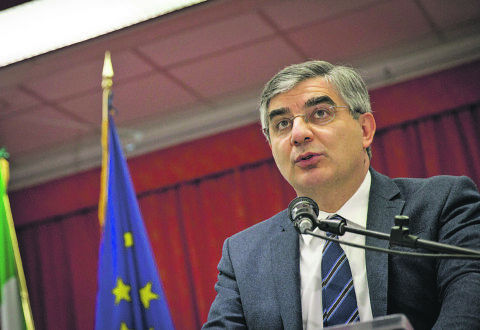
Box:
299;171;373;329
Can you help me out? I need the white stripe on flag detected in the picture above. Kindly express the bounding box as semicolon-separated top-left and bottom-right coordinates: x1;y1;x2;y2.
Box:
1;277;23;330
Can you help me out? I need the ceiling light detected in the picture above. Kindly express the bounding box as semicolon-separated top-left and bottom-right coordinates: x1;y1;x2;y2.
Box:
0;0;207;67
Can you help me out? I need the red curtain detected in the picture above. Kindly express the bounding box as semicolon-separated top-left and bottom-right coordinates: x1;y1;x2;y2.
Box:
10;60;480;329
17;210;100;329
138;162;296;327
371;103;480;181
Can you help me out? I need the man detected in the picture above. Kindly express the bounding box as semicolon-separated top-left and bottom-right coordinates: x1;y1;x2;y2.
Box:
203;61;480;329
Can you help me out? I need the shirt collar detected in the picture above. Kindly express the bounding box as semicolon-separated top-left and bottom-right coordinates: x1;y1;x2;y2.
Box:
300;170;371;244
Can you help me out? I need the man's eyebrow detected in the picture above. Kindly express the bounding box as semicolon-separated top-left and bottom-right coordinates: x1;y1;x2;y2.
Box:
267;107;290;121
304;96;335;108
267;96;335;121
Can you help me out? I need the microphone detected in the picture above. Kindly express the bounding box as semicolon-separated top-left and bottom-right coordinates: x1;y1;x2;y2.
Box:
317;216;347;235
288;197;319;234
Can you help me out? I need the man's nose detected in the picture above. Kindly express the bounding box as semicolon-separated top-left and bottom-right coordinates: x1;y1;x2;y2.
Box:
290;115;313;145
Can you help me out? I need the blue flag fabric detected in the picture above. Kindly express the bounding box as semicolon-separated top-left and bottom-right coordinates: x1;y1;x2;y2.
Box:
95;115;175;330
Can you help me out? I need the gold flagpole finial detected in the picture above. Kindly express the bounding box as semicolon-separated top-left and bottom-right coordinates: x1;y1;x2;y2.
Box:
102;51;114;88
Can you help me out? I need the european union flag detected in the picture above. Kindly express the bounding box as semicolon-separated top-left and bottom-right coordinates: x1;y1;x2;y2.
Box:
95;114;175;330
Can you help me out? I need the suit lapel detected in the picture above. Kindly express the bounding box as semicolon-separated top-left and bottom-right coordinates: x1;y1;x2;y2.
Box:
366;169;405;317
270;211;303;330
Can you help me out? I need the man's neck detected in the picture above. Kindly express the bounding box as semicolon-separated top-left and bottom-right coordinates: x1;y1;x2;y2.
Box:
308;165;370;213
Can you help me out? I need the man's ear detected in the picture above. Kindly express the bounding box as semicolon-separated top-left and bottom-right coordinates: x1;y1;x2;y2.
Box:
359;112;376;149
264;132;272;149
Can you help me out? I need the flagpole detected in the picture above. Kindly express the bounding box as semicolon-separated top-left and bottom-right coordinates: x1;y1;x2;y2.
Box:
99;51;114;227
0;156;35;330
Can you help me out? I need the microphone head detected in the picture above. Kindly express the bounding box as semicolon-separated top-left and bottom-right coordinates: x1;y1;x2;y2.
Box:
288;196;319;223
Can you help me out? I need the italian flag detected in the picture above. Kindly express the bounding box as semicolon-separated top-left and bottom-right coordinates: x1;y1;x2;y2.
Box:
0;157;30;330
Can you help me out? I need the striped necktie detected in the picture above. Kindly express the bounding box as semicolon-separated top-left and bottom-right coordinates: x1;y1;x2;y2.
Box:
321;216;360;326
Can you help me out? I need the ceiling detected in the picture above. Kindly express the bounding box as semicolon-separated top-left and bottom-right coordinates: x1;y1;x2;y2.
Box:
1;0;480;190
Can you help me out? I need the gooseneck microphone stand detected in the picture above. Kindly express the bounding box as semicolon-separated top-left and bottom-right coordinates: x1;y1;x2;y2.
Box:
317;215;480;256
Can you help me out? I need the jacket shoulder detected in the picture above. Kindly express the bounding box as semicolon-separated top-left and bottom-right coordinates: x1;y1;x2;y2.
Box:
391;174;478;195
228;209;289;244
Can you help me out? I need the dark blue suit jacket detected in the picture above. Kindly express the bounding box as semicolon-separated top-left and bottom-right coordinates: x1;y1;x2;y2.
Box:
203;169;480;329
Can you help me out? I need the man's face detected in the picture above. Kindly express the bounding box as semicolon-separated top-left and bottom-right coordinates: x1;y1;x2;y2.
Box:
267;77;375;197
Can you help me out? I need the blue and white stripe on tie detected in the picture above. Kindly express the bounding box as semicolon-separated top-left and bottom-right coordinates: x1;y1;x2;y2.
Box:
321;215;360;327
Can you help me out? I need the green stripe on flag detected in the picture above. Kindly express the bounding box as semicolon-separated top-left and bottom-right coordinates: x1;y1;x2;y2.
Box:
0;157;27;330
0;172;17;301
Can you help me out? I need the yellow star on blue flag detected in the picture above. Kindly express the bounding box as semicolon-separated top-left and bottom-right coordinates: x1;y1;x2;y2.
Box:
140;282;159;309
112;278;132;305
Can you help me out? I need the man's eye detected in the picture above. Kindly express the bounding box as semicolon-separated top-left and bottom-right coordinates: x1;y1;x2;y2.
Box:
276;119;291;130
313;109;329;119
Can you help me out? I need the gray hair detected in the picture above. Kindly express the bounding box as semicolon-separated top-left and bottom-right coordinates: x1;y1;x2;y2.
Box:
259;60;372;158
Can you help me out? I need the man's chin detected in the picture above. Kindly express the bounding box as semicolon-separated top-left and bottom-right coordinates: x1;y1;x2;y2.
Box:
293;175;332;194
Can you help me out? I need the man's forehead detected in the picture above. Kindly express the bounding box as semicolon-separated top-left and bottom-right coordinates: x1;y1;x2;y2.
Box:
268;77;339;108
